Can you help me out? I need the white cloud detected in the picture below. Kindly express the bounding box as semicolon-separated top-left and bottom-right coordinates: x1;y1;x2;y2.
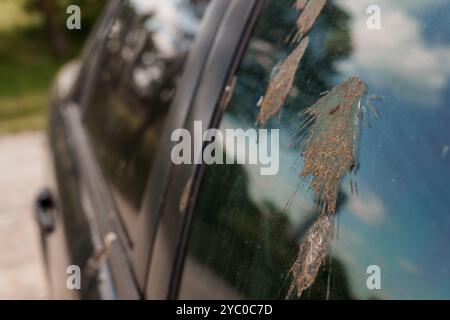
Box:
336;0;450;106
396;257;420;275
346;184;385;226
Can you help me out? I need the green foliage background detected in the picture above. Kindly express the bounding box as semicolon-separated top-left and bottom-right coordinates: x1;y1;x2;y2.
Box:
0;0;107;133
23;0;107;45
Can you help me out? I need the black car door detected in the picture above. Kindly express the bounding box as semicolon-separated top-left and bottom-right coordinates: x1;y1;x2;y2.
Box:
143;0;262;299
46;0;218;299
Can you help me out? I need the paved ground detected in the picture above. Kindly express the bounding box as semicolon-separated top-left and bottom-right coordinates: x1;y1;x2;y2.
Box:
0;132;49;299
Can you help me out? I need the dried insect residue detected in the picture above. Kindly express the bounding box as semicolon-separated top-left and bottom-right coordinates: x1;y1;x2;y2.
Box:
296;0;327;39
287;76;367;298
300;76;366;215
257;0;327;127
287;214;332;298
295;0;308;10
256;37;309;127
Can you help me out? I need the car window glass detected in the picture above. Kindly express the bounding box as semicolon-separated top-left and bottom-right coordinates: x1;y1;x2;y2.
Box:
179;0;450;299
82;0;209;231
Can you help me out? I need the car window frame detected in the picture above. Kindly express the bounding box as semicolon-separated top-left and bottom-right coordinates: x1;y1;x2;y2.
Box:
66;0;233;295
142;0;264;299
131;0;233;292
74;0;122;110
59;0;143;299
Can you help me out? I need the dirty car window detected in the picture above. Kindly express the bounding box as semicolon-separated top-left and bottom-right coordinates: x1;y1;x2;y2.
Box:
83;0;209;231
179;0;450;299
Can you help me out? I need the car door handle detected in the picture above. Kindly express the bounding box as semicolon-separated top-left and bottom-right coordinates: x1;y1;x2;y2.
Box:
35;188;56;233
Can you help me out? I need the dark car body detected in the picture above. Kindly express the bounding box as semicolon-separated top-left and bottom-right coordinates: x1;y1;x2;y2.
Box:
38;0;261;299
37;0;450;300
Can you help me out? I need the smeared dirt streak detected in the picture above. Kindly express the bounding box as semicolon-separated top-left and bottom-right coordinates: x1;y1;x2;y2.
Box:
296;0;327;39
295;0;308;10
257;37;309;127
288;76;367;298
300;76;366;215
287;214;332;298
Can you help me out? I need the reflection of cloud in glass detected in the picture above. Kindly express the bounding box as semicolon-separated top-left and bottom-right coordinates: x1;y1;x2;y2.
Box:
396;257;419;275
220;116;315;226
337;0;450;105
131;0;177;19
340;227;365;247
131;0;201;57
333;241;371;298
334;233;392;299
345;183;385;226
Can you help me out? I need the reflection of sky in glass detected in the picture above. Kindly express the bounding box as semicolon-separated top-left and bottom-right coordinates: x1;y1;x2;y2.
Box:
334;0;450;299
223;0;450;299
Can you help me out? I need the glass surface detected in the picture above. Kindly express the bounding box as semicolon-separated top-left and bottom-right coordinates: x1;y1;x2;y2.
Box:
83;0;209;229
180;0;450;299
